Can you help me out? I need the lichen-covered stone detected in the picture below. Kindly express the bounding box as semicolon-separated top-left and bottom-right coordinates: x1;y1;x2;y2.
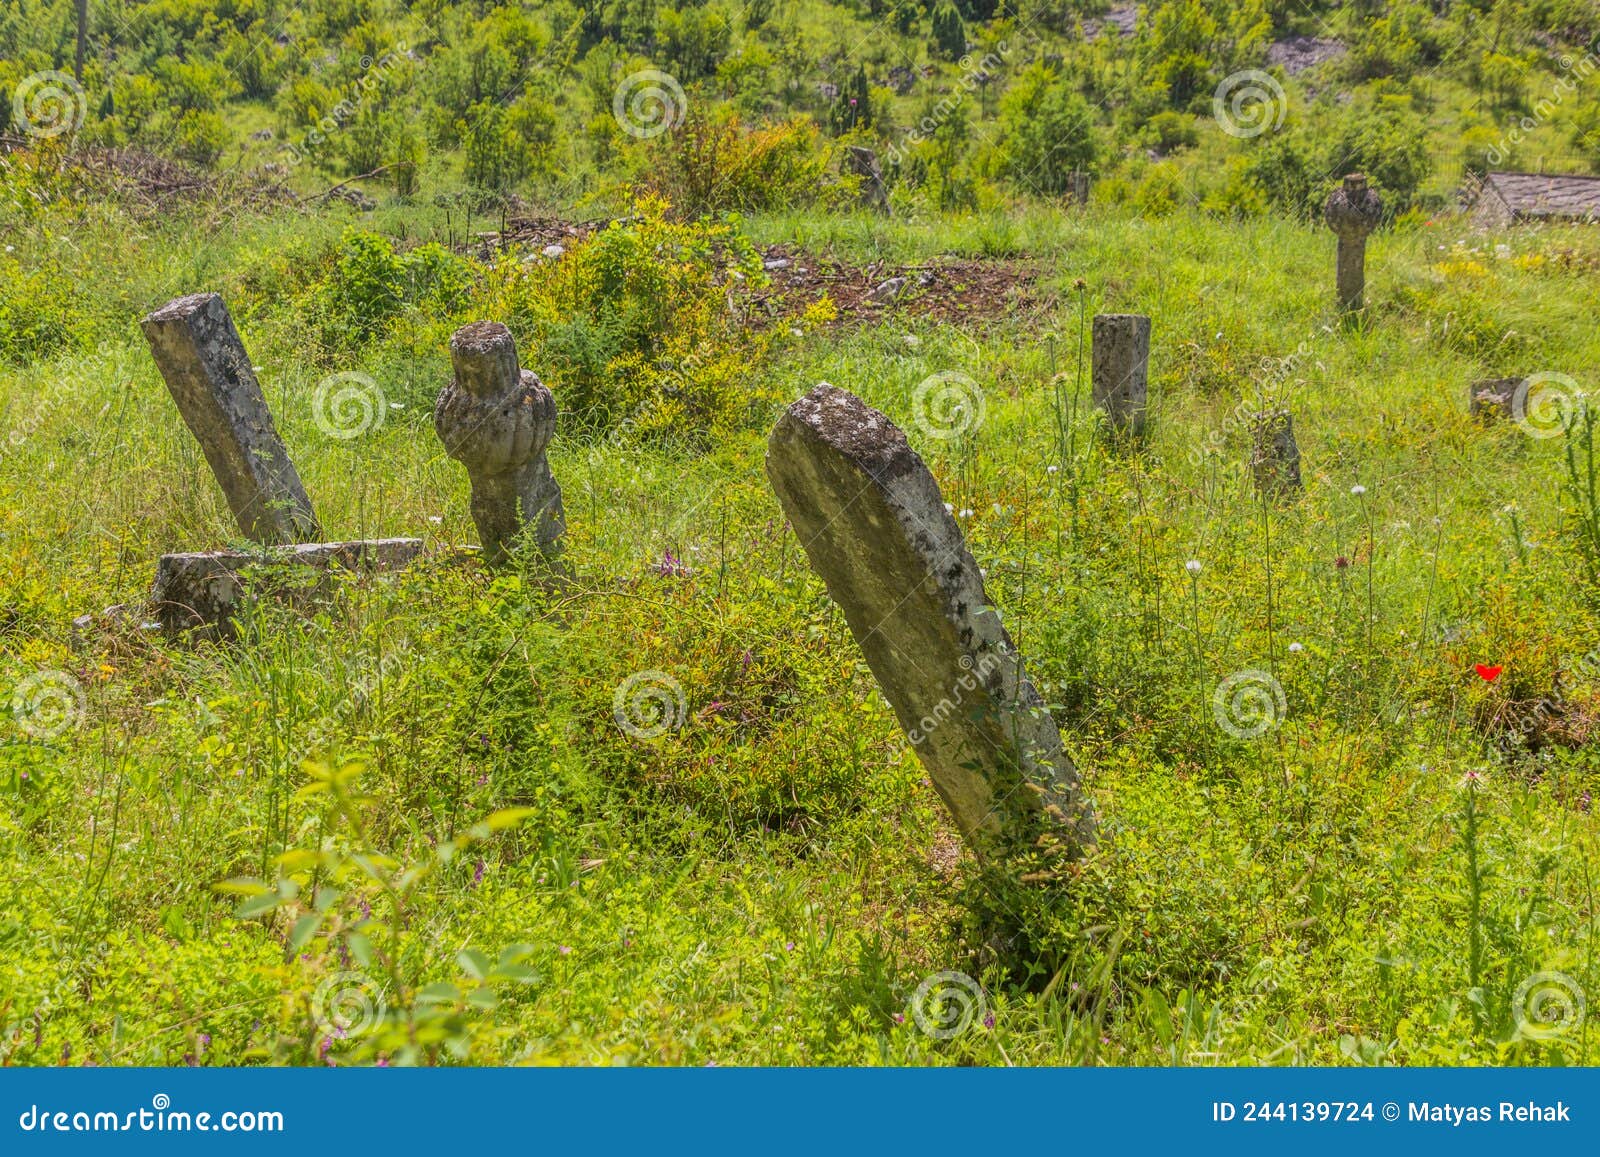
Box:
1091;313;1150;437
765;383;1094;860
1323;173;1383;313
150;538;425;638
434;321;564;565
141;292;318;545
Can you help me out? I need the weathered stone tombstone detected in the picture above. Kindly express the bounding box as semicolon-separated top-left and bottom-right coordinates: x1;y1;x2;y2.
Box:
1069;169;1092;207
1091;313;1150;437
150;538;424;639
1470;376;1521;421
1250;409;1302;498
765;383;1095;861
434;321;565;566
843;145;889;215
1323;173;1382;314
141;292;319;545
141;291;424;637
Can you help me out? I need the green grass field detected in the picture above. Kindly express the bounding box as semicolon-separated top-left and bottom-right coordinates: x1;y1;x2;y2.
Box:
5;138;1600;1061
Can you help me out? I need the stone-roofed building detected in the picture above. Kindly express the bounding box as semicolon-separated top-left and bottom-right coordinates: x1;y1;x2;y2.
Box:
1468;171;1600;228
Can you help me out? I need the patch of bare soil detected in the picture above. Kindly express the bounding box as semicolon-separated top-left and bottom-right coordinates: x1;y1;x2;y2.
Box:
466;216;1052;327
749;243;1052;328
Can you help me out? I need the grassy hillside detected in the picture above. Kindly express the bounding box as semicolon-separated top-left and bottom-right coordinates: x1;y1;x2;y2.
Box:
4;0;1600;1067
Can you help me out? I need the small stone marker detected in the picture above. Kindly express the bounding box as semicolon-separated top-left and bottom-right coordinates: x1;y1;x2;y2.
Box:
1470;376;1521;421
1091;313;1150;437
765;383;1095;860
1323;173;1382;313
150;537;424;637
1250;409;1302;498
434;321;565;566
844;145;889;214
141;292;319;545
1069;169;1091;206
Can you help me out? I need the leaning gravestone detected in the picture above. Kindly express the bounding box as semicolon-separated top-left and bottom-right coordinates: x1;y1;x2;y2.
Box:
141;291;427;637
434;321;565;566
766;383;1095;860
141;293;319;545
1091;313;1150;437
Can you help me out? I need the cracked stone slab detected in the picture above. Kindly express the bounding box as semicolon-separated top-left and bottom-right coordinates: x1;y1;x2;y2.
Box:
149;537;424;638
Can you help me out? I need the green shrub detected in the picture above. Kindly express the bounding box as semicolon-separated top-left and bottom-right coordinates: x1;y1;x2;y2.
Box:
996;65;1095;196
483;198;772;437
304;229;476;351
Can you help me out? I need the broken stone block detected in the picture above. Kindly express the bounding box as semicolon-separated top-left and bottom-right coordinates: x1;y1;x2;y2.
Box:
1250;409;1302;498
434;321;565;566
141;292;319;545
765;383;1095;861
149;538;425;638
1091;313;1150;437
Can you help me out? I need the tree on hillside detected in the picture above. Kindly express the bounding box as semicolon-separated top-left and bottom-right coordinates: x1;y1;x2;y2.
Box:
930;1;965;60
998;65;1096;196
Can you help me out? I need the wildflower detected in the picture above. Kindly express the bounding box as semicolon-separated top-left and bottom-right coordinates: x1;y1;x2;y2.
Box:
655;549;689;577
558;945;572;955
944;502;954;513
958;508;974;518
983;1012;996;1029
1184;559;1202;575
1046;464;1058;474
1288;642;1304;653
893;1012;905;1024
472;860;485;887
1334;556;1351;570
785;941;796;951
1350;484;1366;496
